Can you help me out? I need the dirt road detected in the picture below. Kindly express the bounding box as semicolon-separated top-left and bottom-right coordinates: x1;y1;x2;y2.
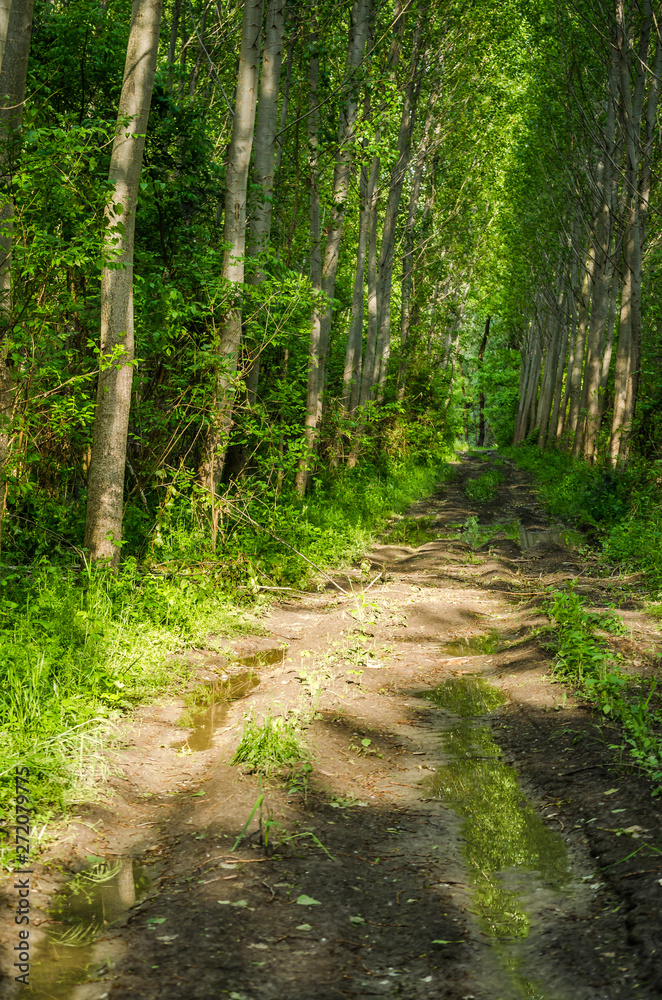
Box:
5;452;662;1000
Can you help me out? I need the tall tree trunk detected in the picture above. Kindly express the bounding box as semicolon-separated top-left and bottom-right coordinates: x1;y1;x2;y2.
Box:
296;0;370;494
609;0;655;467
563;241;595;450
476;315;490;446
274;19;296;176
546;298;570;448
342;156;369;411
294;21;321;494
537;289;563;449
356;150;379;411
0;0;34;558
83;0;162;567
397;92;436;401
372;8;425;396
578;50;618;459
245;0;286;403
202;0;263;496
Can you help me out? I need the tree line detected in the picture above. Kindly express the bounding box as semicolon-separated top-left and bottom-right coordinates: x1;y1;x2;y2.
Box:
0;0;511;569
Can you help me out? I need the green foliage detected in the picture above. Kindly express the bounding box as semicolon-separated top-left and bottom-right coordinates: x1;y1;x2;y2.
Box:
0;563;250;829
505;446;662;585
546;587;662;793
464;468;503;502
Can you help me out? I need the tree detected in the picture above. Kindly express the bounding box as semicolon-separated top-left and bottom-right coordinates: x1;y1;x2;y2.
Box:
84;0;163;566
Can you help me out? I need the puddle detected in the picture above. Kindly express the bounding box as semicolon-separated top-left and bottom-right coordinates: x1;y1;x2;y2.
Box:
20;858;154;999
173;669;261;751
237;647;285;669
439;630;500;657
424;676;574;999
518;526;583;550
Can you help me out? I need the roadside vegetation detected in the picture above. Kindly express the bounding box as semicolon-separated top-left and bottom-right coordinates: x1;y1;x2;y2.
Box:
545;585;662;793
0;452;450;841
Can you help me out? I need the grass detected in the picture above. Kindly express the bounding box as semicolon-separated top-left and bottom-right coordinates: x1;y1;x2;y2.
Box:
0;451;452;852
232;710;309;774
546;586;662;792
464;469;503;503
503;444;662;588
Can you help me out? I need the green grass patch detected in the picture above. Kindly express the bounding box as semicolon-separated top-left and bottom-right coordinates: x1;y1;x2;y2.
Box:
464;469;504;503
232;710;309;774
546;586;662;792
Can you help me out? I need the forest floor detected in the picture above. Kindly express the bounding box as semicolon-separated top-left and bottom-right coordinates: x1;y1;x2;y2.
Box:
3;452;662;1000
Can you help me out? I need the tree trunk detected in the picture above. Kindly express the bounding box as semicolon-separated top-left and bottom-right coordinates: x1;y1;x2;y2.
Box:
0;0;34;558
609;0;655;467
296;0;370;493
274;20;296;177
83;0;162;567
294;21;321;494
202;0;263;496
563;242;595;450
244;0;286;403
546;300;570;448
578;49;618;459
356;150;379;411
342;156;369;411
476;315;490;446
397;92;436;401
372;8;425;396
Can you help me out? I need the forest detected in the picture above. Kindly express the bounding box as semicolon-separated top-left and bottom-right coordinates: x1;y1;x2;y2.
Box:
2;0;662;997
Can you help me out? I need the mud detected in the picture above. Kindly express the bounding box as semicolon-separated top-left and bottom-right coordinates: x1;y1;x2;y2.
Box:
2;452;661;1000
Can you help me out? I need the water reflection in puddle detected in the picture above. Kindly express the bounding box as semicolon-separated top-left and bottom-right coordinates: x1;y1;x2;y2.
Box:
439;630;500;657
173;669;261;751
173;647;283;752
424;676;572;999
20;858;154;1000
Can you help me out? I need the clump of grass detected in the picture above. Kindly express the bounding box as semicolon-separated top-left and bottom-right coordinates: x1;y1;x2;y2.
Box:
464;469;503;503
232;710;308;774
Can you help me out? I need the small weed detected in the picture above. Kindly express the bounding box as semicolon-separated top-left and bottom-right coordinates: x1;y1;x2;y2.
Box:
232;710;308;774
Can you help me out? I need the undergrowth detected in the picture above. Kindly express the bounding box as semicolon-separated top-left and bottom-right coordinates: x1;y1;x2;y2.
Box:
503;445;662;587
0;453;450;841
546;586;662;792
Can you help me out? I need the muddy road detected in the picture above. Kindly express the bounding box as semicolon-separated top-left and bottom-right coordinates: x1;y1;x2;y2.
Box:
4;452;662;1000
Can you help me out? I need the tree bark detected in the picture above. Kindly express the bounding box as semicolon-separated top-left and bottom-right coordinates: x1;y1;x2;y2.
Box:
476;315;490;446
296;0;370;493
342;155;369;411
609;0;658;467
202;0;263;495
397;93;436;401
294;21;321;494
563;241;595;451
0;0;34;558
244;0;286;403
372;7;425;396
83;0;162;566
546;297;570;448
